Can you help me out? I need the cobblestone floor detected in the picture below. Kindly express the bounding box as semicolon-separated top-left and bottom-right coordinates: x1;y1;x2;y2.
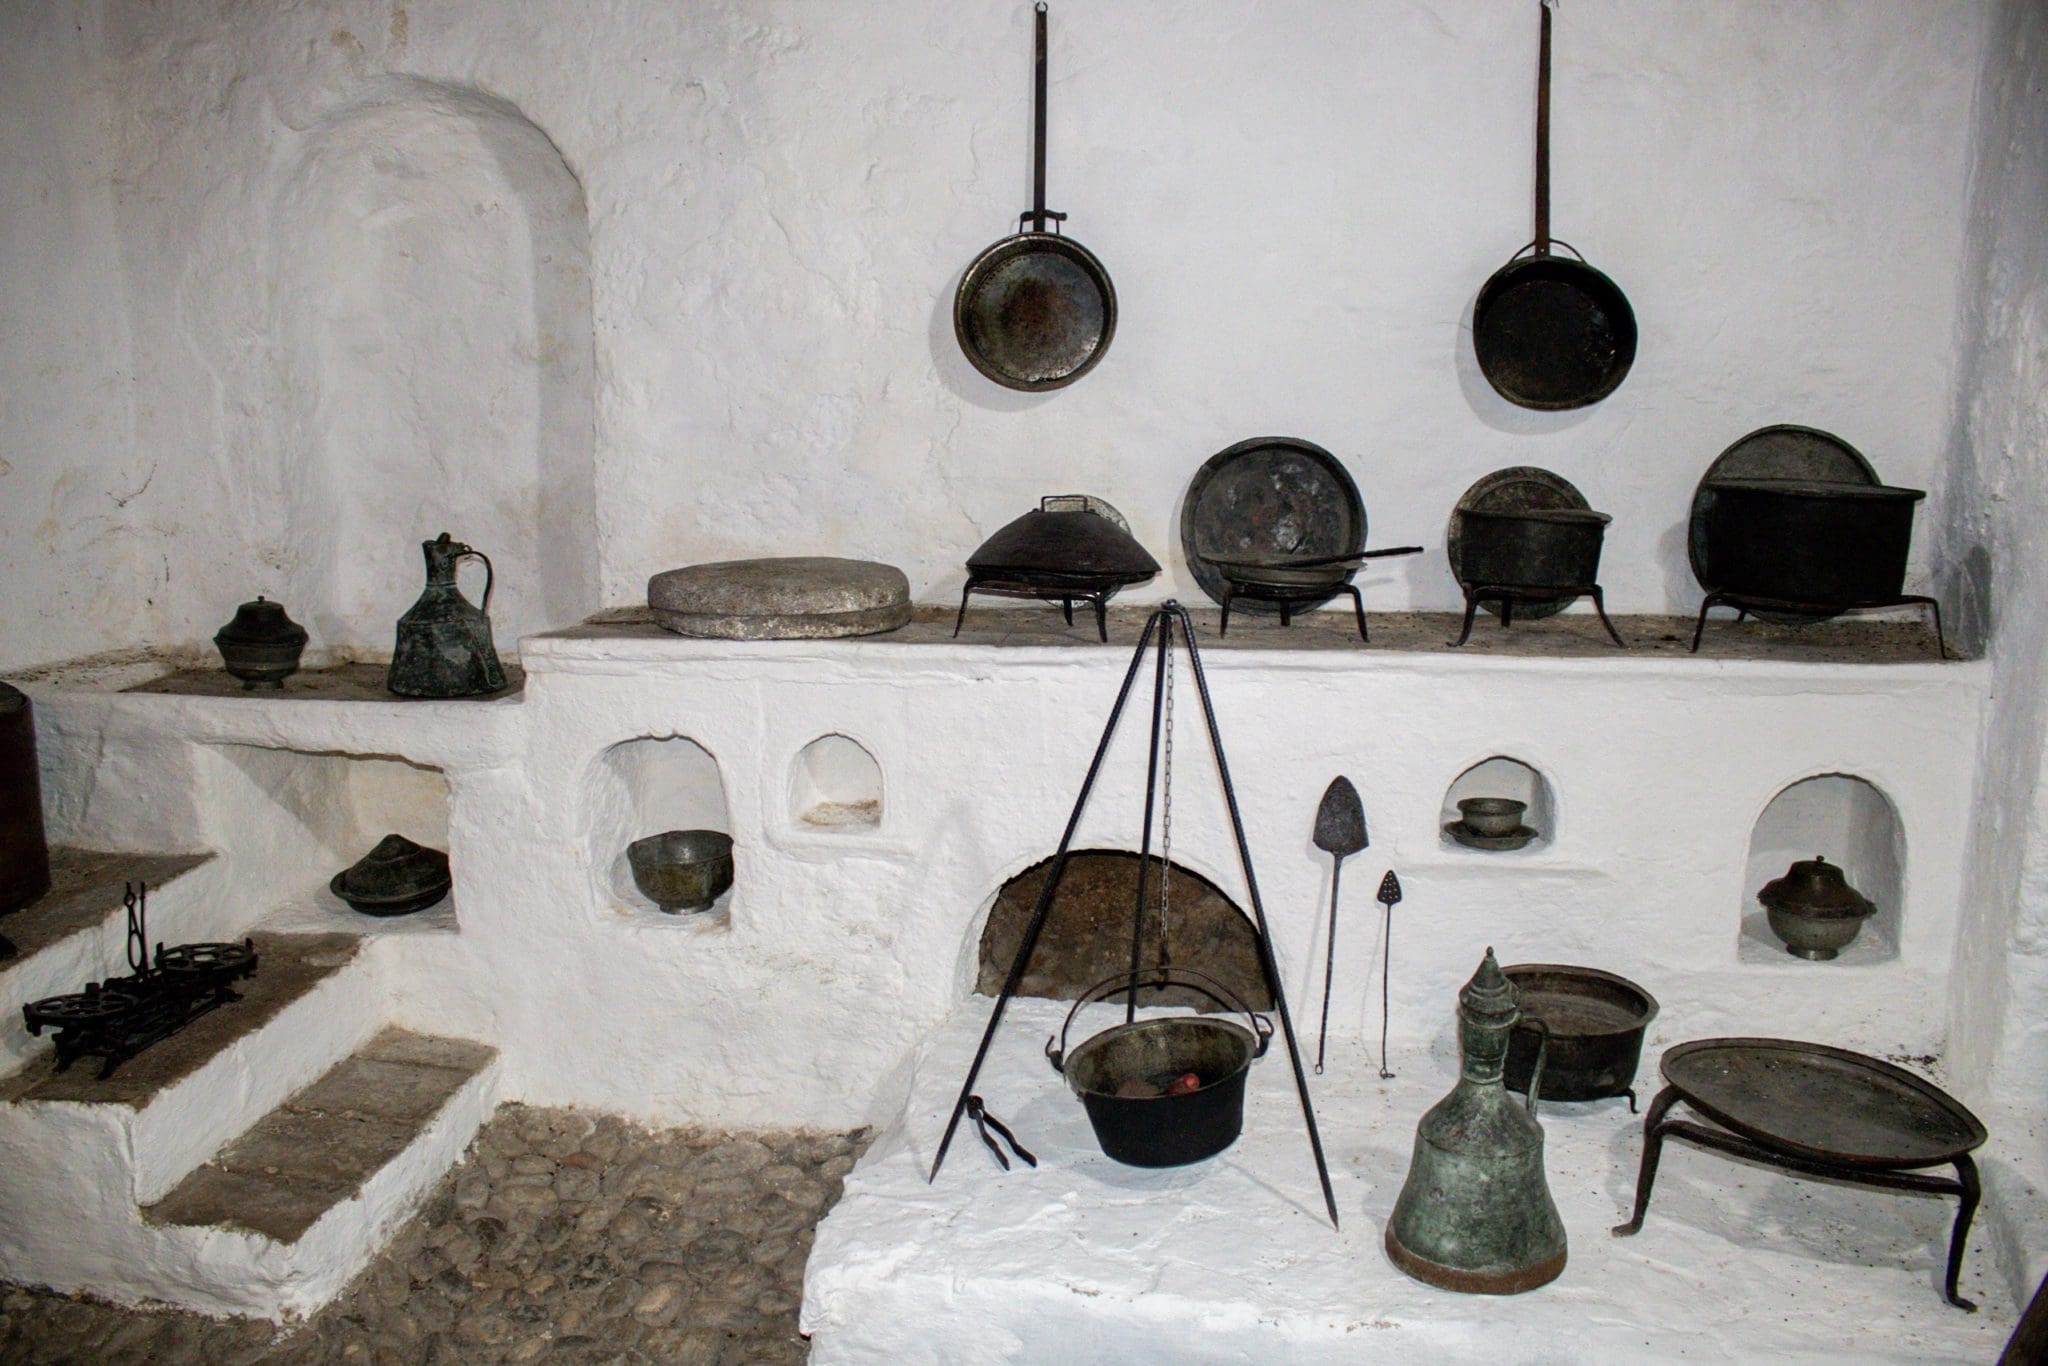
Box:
0;1105;873;1364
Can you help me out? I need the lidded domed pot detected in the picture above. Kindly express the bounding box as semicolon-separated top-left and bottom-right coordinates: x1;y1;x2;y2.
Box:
1757;855;1875;960
214;596;309;690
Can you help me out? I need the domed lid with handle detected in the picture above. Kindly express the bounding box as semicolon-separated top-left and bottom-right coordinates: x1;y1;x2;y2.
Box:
1757;856;1875;920
215;596;308;647
968;497;1160;582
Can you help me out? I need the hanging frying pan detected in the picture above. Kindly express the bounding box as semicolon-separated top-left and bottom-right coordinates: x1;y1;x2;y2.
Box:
953;4;1117;391
1472;0;1636;411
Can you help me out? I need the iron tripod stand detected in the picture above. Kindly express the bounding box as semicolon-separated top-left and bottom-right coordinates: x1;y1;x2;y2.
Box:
927;602;1340;1229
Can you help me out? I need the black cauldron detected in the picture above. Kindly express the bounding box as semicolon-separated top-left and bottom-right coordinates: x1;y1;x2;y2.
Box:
1454;506;1611;595
1502;963;1657;1105
1048;968;1272;1168
0;683;51;918
1697;479;1925;606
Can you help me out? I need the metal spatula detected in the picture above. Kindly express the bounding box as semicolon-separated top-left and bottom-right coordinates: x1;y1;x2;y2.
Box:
1312;777;1367;1074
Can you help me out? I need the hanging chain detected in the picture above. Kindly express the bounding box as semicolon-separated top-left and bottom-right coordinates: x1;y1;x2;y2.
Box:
1156;633;1174;969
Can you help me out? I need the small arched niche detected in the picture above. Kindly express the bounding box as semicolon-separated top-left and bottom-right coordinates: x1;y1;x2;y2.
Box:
790;734;883;832
1441;756;1553;851
1740;774;1903;964
972;850;1273;1011
591;736;734;922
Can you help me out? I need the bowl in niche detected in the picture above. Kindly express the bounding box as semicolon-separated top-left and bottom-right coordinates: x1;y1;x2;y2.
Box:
627;830;735;914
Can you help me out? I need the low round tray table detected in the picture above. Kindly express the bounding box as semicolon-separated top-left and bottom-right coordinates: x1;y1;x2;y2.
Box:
1611;1037;1987;1310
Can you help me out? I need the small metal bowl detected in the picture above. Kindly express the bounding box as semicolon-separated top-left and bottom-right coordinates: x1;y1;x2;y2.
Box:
1457;797;1527;839
627;830;734;914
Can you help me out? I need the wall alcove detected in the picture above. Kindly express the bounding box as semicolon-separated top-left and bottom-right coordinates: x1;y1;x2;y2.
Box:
1741;773;1904;965
790;734;884;832
1440;755;1553;851
591;735;736;923
204;743;455;934
268;77;597;652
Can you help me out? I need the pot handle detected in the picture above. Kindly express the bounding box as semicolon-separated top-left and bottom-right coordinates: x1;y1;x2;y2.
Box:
1523;1016;1552;1119
1503;237;1587;268
1046;965;1271;1073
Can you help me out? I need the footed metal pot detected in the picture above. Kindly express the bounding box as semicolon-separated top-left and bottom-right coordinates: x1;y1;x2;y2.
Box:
214;596;308;690
1758;855;1875;960
1047;967;1272;1168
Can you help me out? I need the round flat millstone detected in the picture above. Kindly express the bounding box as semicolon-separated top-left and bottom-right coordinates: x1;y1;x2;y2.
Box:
647;558;912;640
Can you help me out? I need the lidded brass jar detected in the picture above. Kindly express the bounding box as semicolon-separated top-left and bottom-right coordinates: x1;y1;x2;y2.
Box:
1757;855;1875;961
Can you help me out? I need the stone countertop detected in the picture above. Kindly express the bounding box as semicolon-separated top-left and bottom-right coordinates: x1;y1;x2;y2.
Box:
540;602;1956;666
802;996;2021;1365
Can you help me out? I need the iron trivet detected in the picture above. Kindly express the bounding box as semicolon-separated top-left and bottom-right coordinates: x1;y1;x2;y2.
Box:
1690;590;1950;657
1454;582;1625;648
21;882;257;1079
1612;1036;1987;1310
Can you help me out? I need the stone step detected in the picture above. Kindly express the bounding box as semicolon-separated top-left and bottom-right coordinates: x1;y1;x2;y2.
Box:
0;847;215;970
0;931;362;1109
145;1028;497;1245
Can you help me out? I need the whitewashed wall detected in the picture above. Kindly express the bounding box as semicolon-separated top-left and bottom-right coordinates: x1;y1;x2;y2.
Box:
0;0;1992;670
1936;0;2048;1100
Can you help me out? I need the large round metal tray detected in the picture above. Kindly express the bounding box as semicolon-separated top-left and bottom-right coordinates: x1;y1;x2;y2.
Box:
1180;438;1365;614
1688;425;1879;623
1445;466;1589;619
954;233;1117;391
1659;1037;1986;1169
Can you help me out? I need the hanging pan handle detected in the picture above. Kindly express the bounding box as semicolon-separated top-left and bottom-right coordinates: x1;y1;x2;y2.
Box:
1501;237;1586;269
1046;965;1272;1073
1533;0;1555;257
1020;3;1068;234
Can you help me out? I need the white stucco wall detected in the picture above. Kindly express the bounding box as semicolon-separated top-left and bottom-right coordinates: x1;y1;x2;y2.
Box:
1937;0;2048;1101
0;0;1993;671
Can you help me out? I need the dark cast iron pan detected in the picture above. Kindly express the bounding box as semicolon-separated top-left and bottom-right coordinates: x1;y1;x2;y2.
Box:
954;4;1116;392
1473;1;1636;411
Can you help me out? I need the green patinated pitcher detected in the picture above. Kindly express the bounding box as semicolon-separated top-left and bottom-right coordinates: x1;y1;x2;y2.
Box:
1385;947;1568;1294
387;533;505;699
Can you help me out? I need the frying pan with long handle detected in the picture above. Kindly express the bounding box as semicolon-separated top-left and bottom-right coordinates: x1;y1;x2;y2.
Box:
953;4;1117;392
1473;0;1636;411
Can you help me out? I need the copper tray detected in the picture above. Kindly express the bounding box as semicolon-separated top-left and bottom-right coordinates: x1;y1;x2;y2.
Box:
1659;1037;1985;1169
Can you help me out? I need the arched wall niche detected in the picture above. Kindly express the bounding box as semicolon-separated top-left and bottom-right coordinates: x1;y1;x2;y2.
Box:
790;734;884;831
1741;772;1904;964
268;77;596;653
589;735;735;922
1441;754;1554;850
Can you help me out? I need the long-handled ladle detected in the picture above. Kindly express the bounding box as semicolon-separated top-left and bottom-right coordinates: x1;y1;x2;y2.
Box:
1311;776;1367;1074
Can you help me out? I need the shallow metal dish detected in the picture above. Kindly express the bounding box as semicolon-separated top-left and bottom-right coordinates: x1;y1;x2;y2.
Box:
1180;438;1366;613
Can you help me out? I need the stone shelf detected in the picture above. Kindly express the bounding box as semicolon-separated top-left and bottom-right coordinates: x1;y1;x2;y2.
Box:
560;604;1954;665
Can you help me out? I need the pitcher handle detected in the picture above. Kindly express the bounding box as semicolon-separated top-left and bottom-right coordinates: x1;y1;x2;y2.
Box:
1523;1017;1552;1119
463;550;495;615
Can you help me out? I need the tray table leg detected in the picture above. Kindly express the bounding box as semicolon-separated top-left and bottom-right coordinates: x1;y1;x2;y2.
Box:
1612;1084;1682;1236
1945;1155;1980;1311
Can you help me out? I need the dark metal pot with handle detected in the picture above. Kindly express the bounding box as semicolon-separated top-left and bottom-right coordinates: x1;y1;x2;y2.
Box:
1047;966;1272;1167
1698;479;1925;606
1472;0;1636;410
954;4;1116;391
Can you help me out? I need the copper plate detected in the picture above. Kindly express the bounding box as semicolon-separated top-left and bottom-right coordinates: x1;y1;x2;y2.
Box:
1180;437;1365;613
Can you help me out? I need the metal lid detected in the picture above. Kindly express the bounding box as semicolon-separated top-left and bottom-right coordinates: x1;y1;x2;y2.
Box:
968;500;1161;580
1708;478;1925;502
215;596;308;646
1757;855;1875;920
329;834;451;906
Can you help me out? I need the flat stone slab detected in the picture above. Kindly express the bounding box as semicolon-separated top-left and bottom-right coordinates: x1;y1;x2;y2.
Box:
145;1027;495;1243
647;557;912;639
0;932;362;1106
0;848;213;969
